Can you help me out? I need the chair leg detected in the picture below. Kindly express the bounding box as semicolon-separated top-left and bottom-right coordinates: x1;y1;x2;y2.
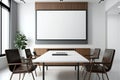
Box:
22;73;26;80
105;72;109;80
81;65;84;70
83;72;87;80
35;70;37;76
82;69;85;76
88;66;92;80
88;72;91;80
46;66;48;70
31;72;35;80
39;64;41;71
102;73;104;80
75;66;76;70
10;73;13;80
81;66;85;76
96;73;100;80
19;73;21;80
102;66;109;80
88;63;94;80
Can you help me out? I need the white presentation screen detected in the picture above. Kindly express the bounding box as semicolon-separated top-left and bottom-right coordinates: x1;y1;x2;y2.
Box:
36;10;86;40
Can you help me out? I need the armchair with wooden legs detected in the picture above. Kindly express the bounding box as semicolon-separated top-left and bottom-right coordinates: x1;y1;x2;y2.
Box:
81;48;101;74
5;49;36;80
84;49;115;80
25;49;41;71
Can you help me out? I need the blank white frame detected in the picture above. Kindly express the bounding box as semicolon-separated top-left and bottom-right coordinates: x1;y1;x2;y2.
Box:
36;10;86;40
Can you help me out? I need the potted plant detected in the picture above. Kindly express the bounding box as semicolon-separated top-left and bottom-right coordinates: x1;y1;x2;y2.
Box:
14;32;28;57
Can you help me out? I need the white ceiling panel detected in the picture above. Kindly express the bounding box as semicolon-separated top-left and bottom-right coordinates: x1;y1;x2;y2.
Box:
107;2;120;15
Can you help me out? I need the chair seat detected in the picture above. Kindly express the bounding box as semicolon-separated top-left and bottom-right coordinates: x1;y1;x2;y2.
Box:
13;65;37;73
85;64;108;73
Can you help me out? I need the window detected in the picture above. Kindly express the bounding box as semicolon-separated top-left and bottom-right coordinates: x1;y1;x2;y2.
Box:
0;0;10;55
2;0;10;7
2;7;9;54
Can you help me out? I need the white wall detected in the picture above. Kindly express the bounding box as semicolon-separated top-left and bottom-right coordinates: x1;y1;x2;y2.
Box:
0;56;7;70
18;4;106;79
17;2;106;80
107;14;120;80
17;2;106;51
106;0;120;79
16;1;120;80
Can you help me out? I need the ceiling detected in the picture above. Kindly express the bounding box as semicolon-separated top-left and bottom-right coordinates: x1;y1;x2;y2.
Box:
107;2;120;15
14;0;101;4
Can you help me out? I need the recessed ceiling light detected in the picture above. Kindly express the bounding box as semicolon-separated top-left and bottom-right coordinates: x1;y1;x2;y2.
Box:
20;0;25;3
98;0;104;3
118;6;120;9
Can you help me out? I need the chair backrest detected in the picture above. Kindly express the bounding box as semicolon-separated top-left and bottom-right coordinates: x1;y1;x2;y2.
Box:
102;49;115;71
5;49;21;72
93;48;101;59
33;51;37;56
25;49;32;58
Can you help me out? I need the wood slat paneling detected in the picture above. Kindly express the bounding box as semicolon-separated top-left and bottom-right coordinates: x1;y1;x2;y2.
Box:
34;48;90;59
75;48;90;59
35;2;88;10
34;48;48;56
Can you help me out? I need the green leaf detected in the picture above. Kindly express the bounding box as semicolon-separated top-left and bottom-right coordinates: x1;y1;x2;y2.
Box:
14;32;28;50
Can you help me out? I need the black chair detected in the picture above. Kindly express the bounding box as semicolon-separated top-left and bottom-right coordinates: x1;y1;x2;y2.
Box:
33;51;40;58
85;48;101;61
25;49;41;71
84;49;115;80
5;49;36;80
81;48;101;74
25;49;36;59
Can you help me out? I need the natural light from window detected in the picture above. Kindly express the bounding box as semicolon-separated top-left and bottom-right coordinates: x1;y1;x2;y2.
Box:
2;7;9;54
2;0;9;7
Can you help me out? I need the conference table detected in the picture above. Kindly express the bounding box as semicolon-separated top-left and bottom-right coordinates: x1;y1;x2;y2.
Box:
33;50;89;80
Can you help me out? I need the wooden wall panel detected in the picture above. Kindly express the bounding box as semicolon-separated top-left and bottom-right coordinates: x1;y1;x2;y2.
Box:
75;48;90;59
34;48;48;56
34;48;90;59
35;2;88;10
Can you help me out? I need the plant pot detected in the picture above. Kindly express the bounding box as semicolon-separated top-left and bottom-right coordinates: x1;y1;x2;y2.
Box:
19;49;26;58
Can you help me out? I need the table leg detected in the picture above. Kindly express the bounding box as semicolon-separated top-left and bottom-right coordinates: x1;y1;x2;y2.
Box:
75;65;76;70
43;63;45;80
77;63;79;80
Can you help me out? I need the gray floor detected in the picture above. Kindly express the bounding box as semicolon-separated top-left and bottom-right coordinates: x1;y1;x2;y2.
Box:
0;66;89;80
